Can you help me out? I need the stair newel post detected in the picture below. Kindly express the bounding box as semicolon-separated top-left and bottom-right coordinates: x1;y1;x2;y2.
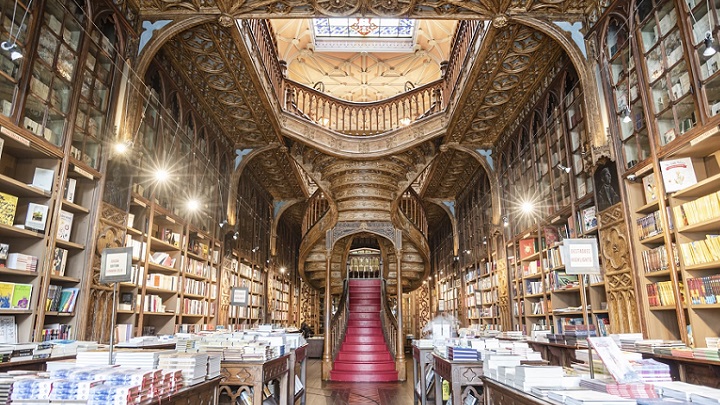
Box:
322;248;333;380
395;247;406;380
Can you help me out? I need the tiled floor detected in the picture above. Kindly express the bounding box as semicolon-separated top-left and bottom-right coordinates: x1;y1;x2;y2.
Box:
303;358;415;405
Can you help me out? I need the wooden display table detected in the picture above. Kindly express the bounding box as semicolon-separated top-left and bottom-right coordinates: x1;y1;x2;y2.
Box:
144;377;220;405
412;345;434;405
432;353;484;405
219;354;290;405
482;377;552;405
0;355;76;371
288;345;307;405
526;340;580;367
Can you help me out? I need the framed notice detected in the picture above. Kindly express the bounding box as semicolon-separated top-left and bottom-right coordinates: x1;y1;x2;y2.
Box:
560;238;600;275
100;247;133;283
230;287;249;306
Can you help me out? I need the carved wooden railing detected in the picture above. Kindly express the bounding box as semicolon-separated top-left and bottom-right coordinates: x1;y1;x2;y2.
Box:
284;79;443;136
380;279;398;360
442;20;485;107
241;19;486;136
330;280;349;361
302;190;329;235
399;189;428;236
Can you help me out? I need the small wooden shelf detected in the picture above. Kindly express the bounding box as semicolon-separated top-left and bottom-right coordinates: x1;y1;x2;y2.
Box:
61;199;90;214
55;239;85;250
44;311;74;317
150;237;181;252
0;174;52;198
147;262;179;274
524;292;546;299
644;269;673;278
672;172;720;199
639;233;665;245
182;272;207;281
50;274;81;283
0;309;33;315
649;305;678;311
690;304;720;309
684;261;720;271
0;223;44;238
678;216;720;233
143;311;176;316
145;287;178;295
635;199;661;215
183;292;205;299
526;314;548;318
0;268;38;277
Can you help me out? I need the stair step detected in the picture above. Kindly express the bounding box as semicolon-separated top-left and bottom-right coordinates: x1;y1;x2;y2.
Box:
332;361;397;372
349;305;380;312
341;343;389;352
349;291;380;297
346;326;382;335
346;320;382;328
349;300;379;306
335;351;393;362
348;312;378;320
330;370;398;382
348;279;382;286
344;334;386;344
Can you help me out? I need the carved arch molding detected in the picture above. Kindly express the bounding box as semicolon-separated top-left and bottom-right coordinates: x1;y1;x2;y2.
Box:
136;0;597;19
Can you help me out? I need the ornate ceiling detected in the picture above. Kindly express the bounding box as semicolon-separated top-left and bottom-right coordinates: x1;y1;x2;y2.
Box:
142;0;597;232
270;19;457;102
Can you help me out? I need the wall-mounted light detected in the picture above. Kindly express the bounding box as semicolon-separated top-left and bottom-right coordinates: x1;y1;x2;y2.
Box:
251;246;260;252
186;198;200;212
556;164;572;173
622;105;632;124
502;216;509;227
704;31;717;56
463;249;471;254
233;232;239;240
483;236;488;245
280;267;286;274
219;220;228;228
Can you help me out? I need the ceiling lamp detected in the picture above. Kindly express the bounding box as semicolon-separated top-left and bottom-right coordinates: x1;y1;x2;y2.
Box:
704;31;717;57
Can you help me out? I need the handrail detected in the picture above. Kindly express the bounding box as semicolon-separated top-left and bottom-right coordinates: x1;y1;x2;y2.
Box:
302;189;329;236
330;279;349;361
284;79;443;136
399;189;428;236
241;19;486;137
380;279;398;360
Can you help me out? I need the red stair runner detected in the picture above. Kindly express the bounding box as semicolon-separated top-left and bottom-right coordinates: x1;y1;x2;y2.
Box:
330;279;399;382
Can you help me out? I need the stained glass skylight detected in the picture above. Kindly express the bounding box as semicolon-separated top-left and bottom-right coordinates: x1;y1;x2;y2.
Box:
313;18;415;38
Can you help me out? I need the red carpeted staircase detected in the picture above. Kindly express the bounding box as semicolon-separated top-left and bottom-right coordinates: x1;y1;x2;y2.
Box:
330;279;399;382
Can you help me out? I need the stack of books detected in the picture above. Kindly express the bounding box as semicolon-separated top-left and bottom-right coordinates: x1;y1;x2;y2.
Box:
158;352;209;385
550;390;637;404
512;365;565;391
580;378;658;399
115;350;167;369
207;353;221;379
447;346;478;361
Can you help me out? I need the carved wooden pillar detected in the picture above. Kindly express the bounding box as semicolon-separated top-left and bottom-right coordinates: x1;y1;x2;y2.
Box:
395;248;406;380
497;257;512;330
418;282;431;336
322;249;333;380
598;203;641;334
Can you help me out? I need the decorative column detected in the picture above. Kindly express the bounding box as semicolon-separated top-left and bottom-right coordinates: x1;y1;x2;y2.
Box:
395;248;406;380
322;249;333;380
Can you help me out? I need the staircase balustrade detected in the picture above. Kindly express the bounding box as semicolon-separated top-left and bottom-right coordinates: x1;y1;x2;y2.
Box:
400;189;428;236
302;190;329;235
380;280;398;360
330;280;349;361
241;19;486;136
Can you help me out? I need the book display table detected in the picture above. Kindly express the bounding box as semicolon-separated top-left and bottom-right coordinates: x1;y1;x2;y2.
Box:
288;345;307;405
413;345;434;405
0;355;76;371
144;377;220;405
432;353;484;405
219;353;290;405
482;377;552;405
526;340;579;367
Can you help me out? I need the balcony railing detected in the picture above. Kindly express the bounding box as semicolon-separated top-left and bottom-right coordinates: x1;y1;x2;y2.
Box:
302;190;329;236
400;189;428;236
242;20;486;137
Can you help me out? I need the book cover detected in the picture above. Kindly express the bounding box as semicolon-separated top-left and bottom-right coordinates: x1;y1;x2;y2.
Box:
0;243;8;261
24;203;49;231
659;157;702;193
58;288;79;313
582;206;598;233
10;283;32;309
52;247;68;276
519;238;537;260
64;178;76;203
0;192;18;226
31;167;54;192
543;226;561;247
0;282;14;308
642;174;658;204
56;210;74;241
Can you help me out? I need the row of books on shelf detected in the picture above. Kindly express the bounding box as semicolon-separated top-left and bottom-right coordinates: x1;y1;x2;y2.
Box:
0;166;75;199
637;209;673;240
464;261;497;281
679;235;720;266
522;260;541;277
186;258;211;278
547;246;564;268
228;305;261;319
238;262;262;280
642;244;679;273
41;323;72;341
149;251;177;268
646;281;683;307
184;278;207;296
45;285;79;313
686;275;720;305
182;298;208;315
479;273;497;290
526;280;544;295
550;272;580;290
153;227;182;248
146;273;178;291
530;299;550;315
0;282;32;310
0;192;76;237
672;189;720;228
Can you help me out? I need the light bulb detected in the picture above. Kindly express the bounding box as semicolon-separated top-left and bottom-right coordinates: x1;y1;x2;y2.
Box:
154;168;169;183
704;32;717;57
521;201;534;214
187;198;200;211
622;106;632;124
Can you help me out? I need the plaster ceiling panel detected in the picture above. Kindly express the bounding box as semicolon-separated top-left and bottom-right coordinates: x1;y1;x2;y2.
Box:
245;149;306;200
422;149;482;199
270;19;457;102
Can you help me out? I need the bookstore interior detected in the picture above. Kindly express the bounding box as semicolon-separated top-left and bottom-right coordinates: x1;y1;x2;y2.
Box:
3;0;720;403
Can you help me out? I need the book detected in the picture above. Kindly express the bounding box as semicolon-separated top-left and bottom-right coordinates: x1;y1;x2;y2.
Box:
582;206;597;232
0;243;8;261
24;203;49;231
660;157;703;193
52;247;68;276
57;287;79;313
0;282;14;309
642;174;658;204
0;192;18;226
544;226;561;247
5;253;38;272
10;283;32;310
56;210;74;241
519;238;537;259
31;167;54;192
64;177;76;203
0;315;17;344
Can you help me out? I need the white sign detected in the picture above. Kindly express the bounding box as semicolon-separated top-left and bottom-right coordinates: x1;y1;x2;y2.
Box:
561;238;601;275
230;287;249;306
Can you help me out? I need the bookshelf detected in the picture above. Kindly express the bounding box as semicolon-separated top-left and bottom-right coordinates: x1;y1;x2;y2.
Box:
269;272;290;324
